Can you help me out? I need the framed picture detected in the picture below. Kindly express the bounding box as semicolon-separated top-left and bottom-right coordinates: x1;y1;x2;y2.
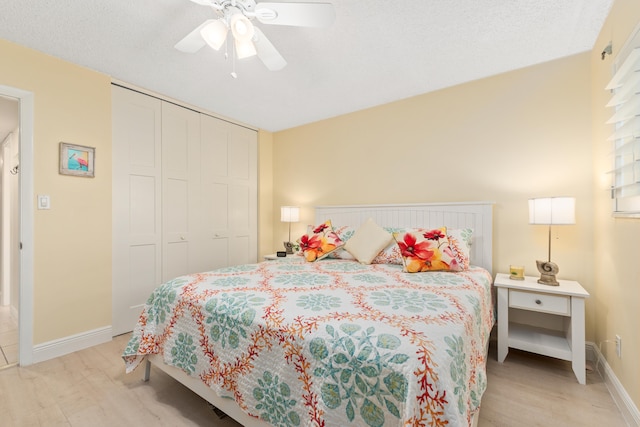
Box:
59;142;95;177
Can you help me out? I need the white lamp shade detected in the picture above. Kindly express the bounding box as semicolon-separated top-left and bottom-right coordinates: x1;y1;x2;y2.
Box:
281;206;300;223
230;13;255;41
235;38;257;59
200;19;228;51
529;197;576;225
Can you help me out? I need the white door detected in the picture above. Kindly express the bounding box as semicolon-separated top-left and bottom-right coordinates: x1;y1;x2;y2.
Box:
227;122;258;265
112;86;258;335
112;86;162;336
200;115;257;267
161;101;201;282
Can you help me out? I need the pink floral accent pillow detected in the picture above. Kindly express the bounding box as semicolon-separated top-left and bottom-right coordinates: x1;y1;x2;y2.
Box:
297;220;344;262
371;229;403;264
327;225;357;260
374;227;472;269
447;228;472;270
393;227;462;273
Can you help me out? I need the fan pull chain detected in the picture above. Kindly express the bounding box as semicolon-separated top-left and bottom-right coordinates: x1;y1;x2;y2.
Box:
229;36;238;78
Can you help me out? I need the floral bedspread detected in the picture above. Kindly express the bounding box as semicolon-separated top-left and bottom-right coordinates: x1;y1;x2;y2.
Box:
122;258;494;427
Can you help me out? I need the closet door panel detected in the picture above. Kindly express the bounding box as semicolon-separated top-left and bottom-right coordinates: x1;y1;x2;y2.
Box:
229;184;250;231
129;245;159;303
162;102;201;282
112;86;162;336
129;175;157;241
230;235;251;266
229;133;250;179
165;178;189;241
129;115;158;171
201;117;228;177
229;184;252;266
202;238;229;272
207;182;229;232
200;115;257;266
201;116;231;268
232;125;258;264
165;241;189;282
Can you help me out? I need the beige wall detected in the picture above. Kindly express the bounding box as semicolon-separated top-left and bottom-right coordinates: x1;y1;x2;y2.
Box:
273;52;595;333
0;39;112;344
591;0;640;411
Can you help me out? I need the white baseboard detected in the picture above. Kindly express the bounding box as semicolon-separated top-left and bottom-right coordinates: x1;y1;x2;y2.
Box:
32;326;112;364
587;341;640;427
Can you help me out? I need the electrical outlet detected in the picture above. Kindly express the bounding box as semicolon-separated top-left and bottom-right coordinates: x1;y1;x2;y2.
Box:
615;335;622;358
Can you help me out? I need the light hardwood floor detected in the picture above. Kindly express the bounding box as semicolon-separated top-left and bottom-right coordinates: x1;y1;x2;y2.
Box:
0;334;628;426
0;305;18;368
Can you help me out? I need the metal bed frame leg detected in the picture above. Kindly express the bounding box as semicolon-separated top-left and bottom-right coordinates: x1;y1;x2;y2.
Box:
143;359;151;382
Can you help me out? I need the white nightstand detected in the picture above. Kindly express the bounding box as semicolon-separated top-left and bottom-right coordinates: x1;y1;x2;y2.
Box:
264;253;298;261
494;272;590;384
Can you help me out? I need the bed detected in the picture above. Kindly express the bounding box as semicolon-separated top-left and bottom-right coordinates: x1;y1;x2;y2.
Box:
122;202;495;427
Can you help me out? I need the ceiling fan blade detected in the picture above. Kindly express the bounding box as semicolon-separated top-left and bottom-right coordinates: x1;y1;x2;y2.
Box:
174;19;216;53
253;27;287;71
254;2;335;27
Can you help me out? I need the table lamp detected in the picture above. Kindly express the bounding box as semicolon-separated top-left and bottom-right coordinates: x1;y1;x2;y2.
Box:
280;206;300;254
528;197;575;286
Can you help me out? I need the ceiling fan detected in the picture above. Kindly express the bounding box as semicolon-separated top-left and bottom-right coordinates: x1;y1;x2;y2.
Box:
175;0;335;72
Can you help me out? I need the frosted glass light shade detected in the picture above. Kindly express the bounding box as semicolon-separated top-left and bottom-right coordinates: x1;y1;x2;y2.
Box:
281;206;300;223
235;38;257;59
230;13;255;41
529;197;575;225
200;19;228;50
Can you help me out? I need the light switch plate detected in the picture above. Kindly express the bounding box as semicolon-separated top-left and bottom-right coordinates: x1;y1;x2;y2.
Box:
37;195;50;210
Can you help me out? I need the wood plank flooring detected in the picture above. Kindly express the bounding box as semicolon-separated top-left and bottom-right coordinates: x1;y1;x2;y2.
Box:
0;334;627;426
0;305;18;367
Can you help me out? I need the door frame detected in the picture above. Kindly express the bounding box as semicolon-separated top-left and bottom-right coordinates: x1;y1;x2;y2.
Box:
0;85;34;366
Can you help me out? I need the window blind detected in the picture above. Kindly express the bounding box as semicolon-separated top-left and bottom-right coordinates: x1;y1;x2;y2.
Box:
606;36;640;216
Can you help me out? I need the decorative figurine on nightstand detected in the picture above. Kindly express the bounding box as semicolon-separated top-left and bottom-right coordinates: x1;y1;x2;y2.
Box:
283;242;294;255
529;197;575;286
536;260;560;286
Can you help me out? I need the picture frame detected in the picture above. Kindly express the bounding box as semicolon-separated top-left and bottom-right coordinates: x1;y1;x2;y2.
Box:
59;142;95;177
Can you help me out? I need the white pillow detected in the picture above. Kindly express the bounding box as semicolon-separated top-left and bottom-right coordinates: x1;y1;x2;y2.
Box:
343;218;393;264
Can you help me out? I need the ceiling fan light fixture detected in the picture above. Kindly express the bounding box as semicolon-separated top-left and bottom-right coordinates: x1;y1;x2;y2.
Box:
200;19;228;50
230;13;255;42
177;0;336;72
235;38;257;59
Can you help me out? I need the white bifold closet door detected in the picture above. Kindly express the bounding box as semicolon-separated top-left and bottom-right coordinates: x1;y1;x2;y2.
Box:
112;86;163;336
201;114;257;268
161;102;201;281
112;85;257;336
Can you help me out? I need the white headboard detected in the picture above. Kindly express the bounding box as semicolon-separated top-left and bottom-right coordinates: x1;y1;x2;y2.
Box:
315;202;494;274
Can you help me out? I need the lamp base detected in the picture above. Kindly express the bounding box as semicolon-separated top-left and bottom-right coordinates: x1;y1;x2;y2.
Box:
536;260;560;286
283;241;294;254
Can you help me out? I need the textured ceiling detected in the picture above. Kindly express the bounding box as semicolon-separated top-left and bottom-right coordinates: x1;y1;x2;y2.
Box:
0;0;613;132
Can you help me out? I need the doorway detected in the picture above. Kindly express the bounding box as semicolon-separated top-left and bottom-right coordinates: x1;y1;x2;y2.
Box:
0;94;19;367
0;84;34;367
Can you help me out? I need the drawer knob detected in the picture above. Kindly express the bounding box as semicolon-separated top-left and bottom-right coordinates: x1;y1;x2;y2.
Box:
535;299;542;305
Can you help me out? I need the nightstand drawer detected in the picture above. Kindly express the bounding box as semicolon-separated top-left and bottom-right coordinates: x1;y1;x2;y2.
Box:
509;290;570;316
